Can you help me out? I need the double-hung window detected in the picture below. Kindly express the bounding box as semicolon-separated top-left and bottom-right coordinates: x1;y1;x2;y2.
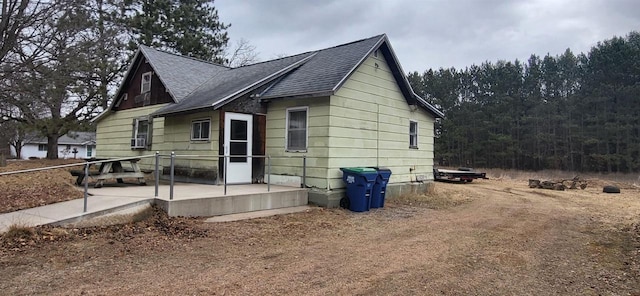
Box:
409;120;418;149
141;72;152;93
132;118;150;149
191;119;211;141
286;107;308;152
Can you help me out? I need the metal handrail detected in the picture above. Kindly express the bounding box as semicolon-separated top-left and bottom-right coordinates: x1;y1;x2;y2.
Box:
161;153;307;200
1;152;307;212
0;155;157;213
0;162;85;176
0;155;156;176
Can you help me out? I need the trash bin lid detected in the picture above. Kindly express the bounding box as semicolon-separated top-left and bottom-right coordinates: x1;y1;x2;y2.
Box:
340;167;377;174
369;166;391;172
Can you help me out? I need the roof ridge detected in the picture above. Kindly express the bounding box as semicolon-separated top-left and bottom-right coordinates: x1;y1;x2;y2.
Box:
233;51;316;68
139;45;231;69
316;34;385;52
237;34;386;68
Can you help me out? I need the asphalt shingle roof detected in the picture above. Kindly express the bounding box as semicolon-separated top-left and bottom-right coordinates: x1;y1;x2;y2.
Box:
259;35;383;99
140;45;228;102
128;34;442;118
154;52;315;115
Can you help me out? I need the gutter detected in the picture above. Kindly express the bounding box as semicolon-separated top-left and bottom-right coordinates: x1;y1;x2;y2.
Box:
259;90;334;102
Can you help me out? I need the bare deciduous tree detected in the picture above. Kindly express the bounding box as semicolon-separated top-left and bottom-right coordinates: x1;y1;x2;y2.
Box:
1;0;127;159
0;0;58;70
224;38;259;67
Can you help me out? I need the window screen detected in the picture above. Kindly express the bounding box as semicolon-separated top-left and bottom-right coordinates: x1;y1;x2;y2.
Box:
287;108;307;151
409;121;418;148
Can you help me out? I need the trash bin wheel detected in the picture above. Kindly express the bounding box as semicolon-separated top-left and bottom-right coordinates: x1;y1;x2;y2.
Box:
339;197;350;209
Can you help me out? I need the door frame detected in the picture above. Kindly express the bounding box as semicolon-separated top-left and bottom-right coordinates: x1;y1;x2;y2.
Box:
223;112;253;184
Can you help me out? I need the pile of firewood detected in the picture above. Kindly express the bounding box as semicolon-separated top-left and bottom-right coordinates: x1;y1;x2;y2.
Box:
528;176;587;191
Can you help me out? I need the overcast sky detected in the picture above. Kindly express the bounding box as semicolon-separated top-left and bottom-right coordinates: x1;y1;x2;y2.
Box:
215;0;639;72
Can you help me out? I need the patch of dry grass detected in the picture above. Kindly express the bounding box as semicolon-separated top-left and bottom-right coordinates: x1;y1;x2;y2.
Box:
2;224;35;241
389;183;474;209
482;168;638;183
64;205;154;228
0;159;84;213
480;168;640;191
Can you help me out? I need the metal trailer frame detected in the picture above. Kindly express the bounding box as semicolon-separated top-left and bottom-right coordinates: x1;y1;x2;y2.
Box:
433;168;488;183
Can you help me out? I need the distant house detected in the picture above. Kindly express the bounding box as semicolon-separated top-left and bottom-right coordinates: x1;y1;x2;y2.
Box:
11;132;96;159
93;34;444;207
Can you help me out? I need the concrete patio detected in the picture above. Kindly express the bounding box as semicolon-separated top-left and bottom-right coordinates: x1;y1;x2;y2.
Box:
89;183;309;217
0;183;308;233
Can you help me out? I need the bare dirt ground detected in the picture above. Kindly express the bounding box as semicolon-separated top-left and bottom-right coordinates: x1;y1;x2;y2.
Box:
1;174;640;295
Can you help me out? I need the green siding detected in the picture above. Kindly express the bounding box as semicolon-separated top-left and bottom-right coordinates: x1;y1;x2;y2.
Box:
162;111;220;170
99;54;436;189
96;105;220;171
265;97;330;188
96;105;167;169
265;54;437;190
327;54;436;189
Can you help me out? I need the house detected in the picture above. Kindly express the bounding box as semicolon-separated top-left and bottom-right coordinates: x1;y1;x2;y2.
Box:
93;34;444;207
11;132;96;159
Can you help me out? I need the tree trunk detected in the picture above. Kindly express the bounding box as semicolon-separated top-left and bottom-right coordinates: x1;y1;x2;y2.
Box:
46;134;59;159
0;152;6;167
10;143;22;159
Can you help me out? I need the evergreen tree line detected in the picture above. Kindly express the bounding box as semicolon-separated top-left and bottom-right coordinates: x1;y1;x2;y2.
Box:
409;31;640;173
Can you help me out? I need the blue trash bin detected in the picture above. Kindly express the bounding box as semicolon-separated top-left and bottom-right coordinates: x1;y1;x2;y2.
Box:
340;167;378;212
369;167;392;208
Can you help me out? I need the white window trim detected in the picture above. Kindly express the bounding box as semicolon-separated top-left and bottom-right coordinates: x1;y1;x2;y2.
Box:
191;118;211;141
141;71;152;93
285;106;309;152
132;117;150;150
409;120;418;149
133;118;148;139
86;145;93;158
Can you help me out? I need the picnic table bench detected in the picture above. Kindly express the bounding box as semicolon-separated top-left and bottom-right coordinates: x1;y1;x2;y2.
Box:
71;158;147;188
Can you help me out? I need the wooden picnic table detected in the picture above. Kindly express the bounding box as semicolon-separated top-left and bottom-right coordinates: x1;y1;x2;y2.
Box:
71;158;147;188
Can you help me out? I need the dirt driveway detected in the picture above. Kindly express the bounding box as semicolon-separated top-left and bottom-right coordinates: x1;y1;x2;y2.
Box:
1;178;639;295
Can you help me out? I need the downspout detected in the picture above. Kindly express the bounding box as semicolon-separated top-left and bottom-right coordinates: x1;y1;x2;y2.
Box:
327;102;332;191
377;103;380;167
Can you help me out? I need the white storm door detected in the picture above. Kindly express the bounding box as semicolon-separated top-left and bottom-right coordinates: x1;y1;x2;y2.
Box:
224;112;253;184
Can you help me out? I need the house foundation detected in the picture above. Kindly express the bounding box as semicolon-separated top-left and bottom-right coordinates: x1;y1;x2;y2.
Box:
308;181;436;208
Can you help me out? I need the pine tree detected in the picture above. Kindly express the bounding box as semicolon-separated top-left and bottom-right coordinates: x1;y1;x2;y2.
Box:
125;0;230;63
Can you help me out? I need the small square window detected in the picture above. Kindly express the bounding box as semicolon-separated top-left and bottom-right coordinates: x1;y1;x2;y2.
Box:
141;72;152;93
191;119;211;141
409;121;418;149
38;144;47;151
